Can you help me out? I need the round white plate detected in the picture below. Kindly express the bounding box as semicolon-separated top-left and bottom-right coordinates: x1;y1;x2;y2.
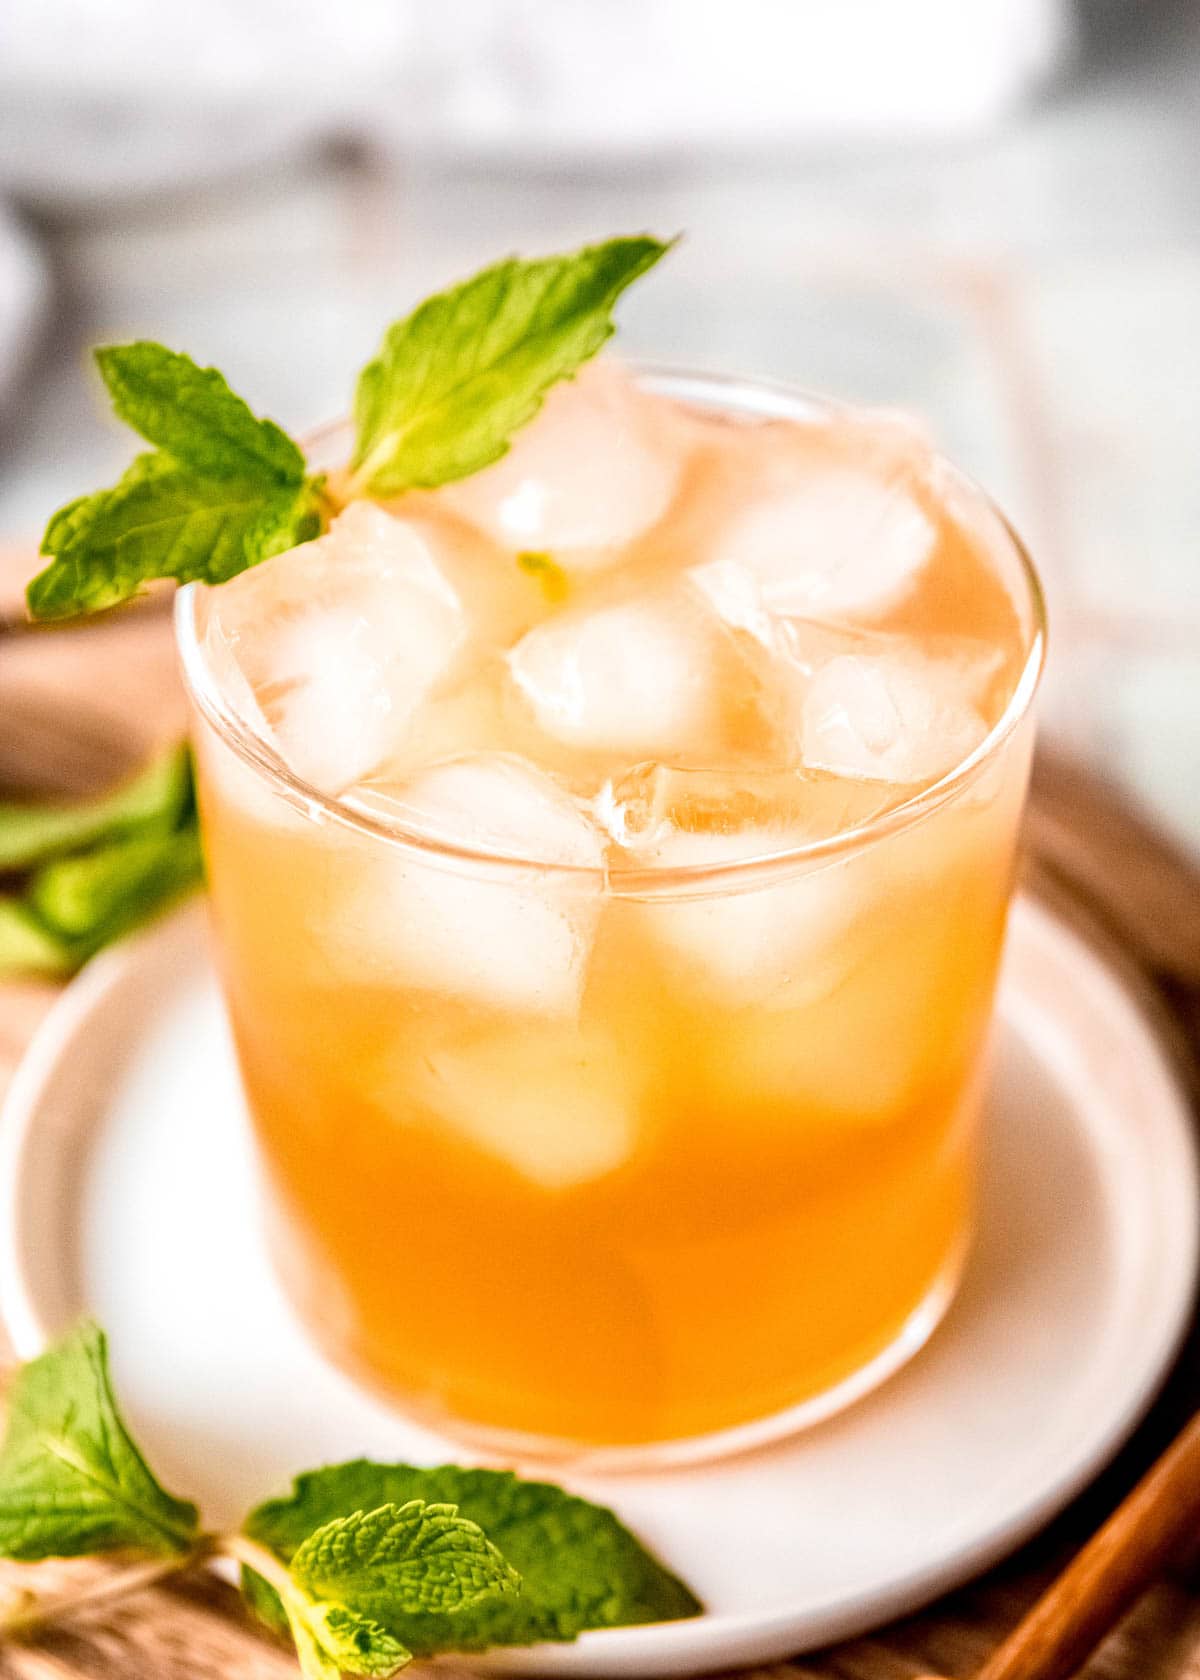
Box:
0;895;1195;1676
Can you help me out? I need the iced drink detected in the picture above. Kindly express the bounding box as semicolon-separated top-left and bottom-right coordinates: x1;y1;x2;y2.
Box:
179;363;1043;1456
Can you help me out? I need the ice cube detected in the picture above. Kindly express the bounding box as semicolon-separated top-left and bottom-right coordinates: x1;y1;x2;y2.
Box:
685;558;779;648
190;700;313;839
367;666;512;781
625;824;864;1009
595;761;897;849
211;503;466;795
394;504;549;651
802;649;991;785
412;1025;637;1189
353;751;601;862
200;598;275;742
507;593;722;758
710;944;929;1125
709;864;982;1125
713;465;937;619
438;361;683;573
331;753;605;1016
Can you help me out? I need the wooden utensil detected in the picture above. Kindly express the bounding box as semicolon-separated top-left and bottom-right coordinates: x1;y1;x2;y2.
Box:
920;1407;1200;1680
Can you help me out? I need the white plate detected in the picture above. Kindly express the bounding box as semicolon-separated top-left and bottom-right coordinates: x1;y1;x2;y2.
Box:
0;896;1195;1676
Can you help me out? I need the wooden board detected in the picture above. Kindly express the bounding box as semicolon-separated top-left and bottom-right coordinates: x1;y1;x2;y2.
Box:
0;575;1197;1679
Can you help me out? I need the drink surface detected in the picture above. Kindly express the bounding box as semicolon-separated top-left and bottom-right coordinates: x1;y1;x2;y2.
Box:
188;363;1039;1448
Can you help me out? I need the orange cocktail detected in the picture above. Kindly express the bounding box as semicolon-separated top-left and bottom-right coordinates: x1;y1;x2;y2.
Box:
180;365;1043;1457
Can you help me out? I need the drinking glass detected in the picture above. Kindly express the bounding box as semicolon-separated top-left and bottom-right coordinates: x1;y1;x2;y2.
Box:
177;371;1045;1465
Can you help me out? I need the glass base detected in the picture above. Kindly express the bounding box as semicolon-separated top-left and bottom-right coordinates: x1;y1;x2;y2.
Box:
396;1237;968;1474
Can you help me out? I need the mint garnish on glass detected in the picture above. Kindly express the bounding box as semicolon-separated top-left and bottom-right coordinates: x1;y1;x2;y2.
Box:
0;1323;700;1671
8;234;672;970
27;235;672;622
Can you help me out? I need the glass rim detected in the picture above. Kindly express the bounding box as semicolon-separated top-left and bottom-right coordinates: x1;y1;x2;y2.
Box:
175;363;1047;894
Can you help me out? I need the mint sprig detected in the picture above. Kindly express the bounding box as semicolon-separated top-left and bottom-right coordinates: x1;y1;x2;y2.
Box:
0;1323;701;1665
0;743;204;979
27;233;674;622
244;1460;701;1653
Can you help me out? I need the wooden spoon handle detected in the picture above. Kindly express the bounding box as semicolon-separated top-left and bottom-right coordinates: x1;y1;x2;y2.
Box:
972;1408;1200;1680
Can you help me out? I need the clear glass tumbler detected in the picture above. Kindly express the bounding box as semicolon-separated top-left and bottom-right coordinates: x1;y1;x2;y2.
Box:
177;371;1045;1465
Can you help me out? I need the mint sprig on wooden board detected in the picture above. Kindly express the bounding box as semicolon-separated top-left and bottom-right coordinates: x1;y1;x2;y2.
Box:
224;1502;518;1680
244;1461;700;1654
0;1323;701;1674
27;234;672;622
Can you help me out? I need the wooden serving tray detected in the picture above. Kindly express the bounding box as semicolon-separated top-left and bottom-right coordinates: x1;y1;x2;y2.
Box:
0;584;1197;1679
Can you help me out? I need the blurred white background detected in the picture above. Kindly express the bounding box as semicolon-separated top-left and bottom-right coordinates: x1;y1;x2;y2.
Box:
0;0;1196;846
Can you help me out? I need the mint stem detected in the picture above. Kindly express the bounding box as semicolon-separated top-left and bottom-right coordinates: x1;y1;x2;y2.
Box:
214;1531;295;1599
314;479;347;524
344;431;404;501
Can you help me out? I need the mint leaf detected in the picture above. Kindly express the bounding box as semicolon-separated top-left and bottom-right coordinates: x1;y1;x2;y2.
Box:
28;454;321;621
27;347;323;621
350;235;672;496
0;1321;200;1559
244;1463;700;1653
94;344;306;487
0;899;74;980
0;742;193;872
29;825;203;951
282;1597;410;1680
289;1500;519;1623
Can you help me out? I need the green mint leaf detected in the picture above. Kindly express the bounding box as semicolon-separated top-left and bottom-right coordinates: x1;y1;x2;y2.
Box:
0;1321;200;1560
0;899;74;980
289;1500;519;1623
0;742;193;872
244;1463;700;1654
28;455;321;621
28;824;203;952
350;234;673;496
282;1606;343;1680
27;343;323;621
283;1597;410;1680
94;344;306;487
517;550;569;605
304;1605;409;1677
